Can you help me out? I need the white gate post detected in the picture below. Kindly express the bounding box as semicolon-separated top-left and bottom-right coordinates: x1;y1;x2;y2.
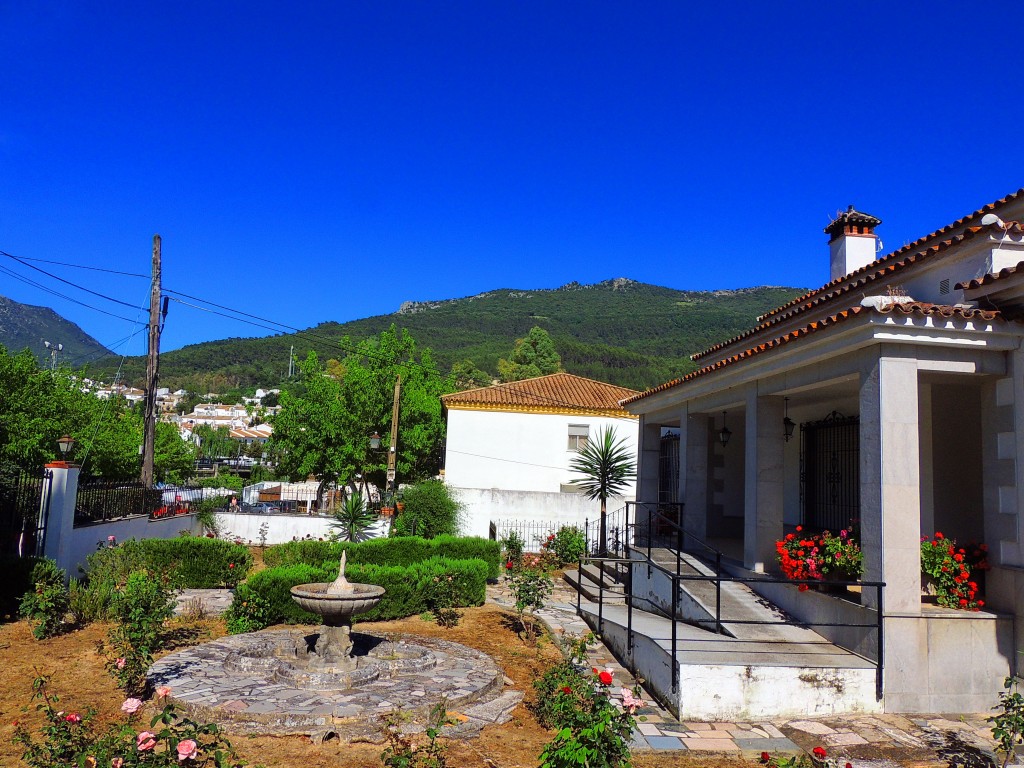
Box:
41;462;81;577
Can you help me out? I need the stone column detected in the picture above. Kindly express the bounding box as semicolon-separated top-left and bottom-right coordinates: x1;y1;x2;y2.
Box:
681;409;709;540
41;463;81;578
743;391;785;572
636;415;662;504
860;354;921;613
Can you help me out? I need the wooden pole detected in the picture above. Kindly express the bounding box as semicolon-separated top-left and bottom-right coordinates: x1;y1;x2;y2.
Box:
386;375;401;498
141;234;162;488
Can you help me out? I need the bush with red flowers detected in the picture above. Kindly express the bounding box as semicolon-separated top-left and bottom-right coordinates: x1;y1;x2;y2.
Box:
760;745;852;768
920;531;989;610
776;525;863;588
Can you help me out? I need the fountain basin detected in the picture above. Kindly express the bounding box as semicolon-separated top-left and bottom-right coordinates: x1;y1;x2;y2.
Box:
289;582;385;626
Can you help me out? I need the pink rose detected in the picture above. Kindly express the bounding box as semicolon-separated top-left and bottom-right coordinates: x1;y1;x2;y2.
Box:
176;739;199;761
156;686;172;699
121;698;143;715
107;535;116;544
65;713;82;723
116;658;126;670
112;759;124;768
136;731;156;751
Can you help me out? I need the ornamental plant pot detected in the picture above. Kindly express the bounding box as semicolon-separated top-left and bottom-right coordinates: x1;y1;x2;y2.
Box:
921;574;939;597
381;506;394;517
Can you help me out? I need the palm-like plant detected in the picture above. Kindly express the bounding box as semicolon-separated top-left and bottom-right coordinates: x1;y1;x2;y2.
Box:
569;426;636;556
330;492;378;542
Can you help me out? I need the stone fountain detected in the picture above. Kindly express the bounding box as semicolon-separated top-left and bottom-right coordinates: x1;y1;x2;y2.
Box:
289;551;385;666
148;552;522;740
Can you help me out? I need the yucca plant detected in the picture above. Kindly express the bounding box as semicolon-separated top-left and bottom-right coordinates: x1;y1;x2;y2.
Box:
330;492;378;542
569;426;636;556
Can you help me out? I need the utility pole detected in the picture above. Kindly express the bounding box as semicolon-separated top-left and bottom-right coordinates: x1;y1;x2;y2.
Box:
288;345;294;378
141;235;163;488
386;375;401;499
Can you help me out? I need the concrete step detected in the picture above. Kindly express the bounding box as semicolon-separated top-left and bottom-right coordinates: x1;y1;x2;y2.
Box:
578;600;879;721
563;565;626;605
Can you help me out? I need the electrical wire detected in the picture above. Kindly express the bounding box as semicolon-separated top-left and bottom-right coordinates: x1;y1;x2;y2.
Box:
0;263;143;324
0;251;150;279
0;249;146;310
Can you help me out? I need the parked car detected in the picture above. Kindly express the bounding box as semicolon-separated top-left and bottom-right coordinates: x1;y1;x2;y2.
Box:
245;502;281;514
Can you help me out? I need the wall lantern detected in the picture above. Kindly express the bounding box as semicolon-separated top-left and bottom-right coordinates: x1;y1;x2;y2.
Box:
369;432;382;450
718;412;732;448
783;397;796;442
57;434;75;457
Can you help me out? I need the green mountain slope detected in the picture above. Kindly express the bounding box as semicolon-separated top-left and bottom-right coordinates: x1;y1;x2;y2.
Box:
84;279;806;391
0;294;111;365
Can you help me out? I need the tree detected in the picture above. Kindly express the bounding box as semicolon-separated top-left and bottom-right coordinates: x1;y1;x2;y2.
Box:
449;359;492;391
497;327;562;382
569;426;636;556
270;326;448;506
392;480;463;538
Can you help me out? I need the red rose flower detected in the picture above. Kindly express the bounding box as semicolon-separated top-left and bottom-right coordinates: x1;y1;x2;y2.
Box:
598;670;614;685
561;686;571;694
761;752;771;763
812;747;827;759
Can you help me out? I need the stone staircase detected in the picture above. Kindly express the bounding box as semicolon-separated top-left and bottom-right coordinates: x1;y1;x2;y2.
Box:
566;548;881;721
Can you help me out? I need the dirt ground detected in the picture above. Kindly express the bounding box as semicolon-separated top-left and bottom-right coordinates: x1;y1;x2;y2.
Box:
0;603;756;768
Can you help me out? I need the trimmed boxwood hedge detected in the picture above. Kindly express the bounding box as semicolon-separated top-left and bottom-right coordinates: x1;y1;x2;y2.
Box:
263;535;501;579
85;537;252;589
238;556;489;627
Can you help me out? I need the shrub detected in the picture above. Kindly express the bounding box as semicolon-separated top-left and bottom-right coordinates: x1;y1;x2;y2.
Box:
263;535;501;578
82;537;250;591
232;557;489;630
426;571;462;628
501;530;525;568
990;675;1024;768
68;576;118;623
224;583;273;635
535;638;641;768
776;525;863;585
14;675;251;768
506;562;553;642
103;570;175;696
138;537;251;588
391;480;463;538
548;526;587;565
19;558;71;639
381;703;454;768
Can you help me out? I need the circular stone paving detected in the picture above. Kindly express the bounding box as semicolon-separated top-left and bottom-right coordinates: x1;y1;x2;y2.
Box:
148;629;522;740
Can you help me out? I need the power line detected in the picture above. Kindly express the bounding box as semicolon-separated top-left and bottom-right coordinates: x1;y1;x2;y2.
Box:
0;251;150;279
0;249;146;310
0;263;143;324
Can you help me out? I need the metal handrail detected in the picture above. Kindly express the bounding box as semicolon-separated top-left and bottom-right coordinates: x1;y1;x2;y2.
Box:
579;520;887;701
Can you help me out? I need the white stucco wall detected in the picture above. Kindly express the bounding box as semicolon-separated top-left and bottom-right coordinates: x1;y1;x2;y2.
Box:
450;486;629;541
443;409;639;495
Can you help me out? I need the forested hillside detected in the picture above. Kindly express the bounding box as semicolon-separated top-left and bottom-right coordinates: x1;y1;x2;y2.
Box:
83;279;805;391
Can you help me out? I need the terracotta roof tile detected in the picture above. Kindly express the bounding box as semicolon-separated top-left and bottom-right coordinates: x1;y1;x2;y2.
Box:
957;257;1024;291
689;223;1009;362
442;372;638;414
622;303;1004;406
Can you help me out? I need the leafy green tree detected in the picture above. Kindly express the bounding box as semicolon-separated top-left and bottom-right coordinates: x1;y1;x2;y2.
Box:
449;359;492;391
271;326;448;505
497;326;562;382
192;424;236;459
569;426;636;556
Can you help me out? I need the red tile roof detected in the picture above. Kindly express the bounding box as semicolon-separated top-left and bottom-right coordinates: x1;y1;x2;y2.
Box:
442;372;638;414
690;224;1008;362
622;303;1004;406
958;258;1024;291
757;188;1024;323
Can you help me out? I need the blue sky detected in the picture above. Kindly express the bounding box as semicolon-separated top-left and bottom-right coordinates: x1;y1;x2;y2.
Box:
2;2;1023;359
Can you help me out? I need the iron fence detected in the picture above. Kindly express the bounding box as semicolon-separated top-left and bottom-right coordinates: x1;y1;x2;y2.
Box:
489;519;572;551
0;463;52;557
74;480;208;525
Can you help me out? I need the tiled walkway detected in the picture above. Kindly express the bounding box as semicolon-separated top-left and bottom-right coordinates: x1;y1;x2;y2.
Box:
488;581;1006;767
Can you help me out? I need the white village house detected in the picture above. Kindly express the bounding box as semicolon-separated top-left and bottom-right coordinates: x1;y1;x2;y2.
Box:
620;189;1024;714
441;372;639;540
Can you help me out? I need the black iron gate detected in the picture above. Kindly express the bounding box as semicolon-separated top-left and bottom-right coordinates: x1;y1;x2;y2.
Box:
0;465;53;558
801;412;859;532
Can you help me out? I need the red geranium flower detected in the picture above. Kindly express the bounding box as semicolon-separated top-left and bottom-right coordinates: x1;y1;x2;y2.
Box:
812;747;827;759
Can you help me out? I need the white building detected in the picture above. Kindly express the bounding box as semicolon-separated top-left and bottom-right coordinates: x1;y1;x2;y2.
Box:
623;189;1024;713
442;372;639;539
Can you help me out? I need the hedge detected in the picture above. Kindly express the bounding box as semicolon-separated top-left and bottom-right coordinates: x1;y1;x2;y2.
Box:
237;556;489;627
85;537;252;589
263;535;501;579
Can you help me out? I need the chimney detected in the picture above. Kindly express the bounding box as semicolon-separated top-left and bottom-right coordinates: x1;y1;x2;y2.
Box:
825;205;882;281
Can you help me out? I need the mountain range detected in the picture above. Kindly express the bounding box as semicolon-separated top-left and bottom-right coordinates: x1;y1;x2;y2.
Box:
70;279;806;391
0;294;111;366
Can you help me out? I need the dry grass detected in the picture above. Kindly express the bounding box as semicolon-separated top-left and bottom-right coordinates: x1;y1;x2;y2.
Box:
0;605;757;768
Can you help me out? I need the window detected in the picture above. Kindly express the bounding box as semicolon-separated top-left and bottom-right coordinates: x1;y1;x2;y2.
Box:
567;424;589;451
